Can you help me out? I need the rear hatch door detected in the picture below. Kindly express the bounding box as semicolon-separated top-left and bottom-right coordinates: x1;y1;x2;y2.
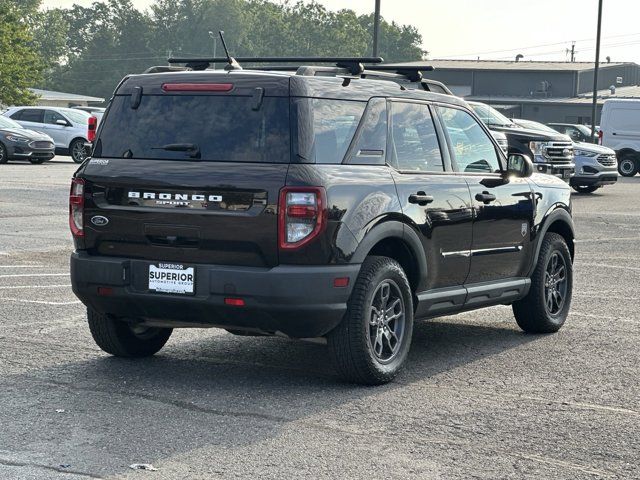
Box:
80;72;291;268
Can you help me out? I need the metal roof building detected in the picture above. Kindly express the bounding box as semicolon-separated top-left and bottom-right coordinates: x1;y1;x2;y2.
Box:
411;60;640;124
29;88;105;108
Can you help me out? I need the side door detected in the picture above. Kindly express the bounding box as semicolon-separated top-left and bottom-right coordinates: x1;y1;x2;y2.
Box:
388;100;473;301
42;110;70;148
436;105;535;283
10;108;44;132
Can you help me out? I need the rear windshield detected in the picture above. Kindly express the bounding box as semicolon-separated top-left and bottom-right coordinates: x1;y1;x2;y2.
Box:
94;95;290;163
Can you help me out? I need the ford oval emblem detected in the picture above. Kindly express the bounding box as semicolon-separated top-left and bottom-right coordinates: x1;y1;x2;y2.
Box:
91;215;109;226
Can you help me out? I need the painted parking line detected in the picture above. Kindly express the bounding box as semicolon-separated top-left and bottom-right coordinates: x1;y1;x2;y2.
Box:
0;284;72;290
0;273;68;278
1;297;80;306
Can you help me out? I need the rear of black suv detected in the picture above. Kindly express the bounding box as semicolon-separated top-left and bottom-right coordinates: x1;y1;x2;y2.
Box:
71;71;362;339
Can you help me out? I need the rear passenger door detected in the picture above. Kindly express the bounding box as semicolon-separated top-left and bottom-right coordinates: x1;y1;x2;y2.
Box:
388;101;473;291
10;109;44;132
437;105;535;283
42;110;69;148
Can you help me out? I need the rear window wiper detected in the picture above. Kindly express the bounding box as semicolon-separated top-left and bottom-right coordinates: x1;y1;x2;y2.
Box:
152;143;201;159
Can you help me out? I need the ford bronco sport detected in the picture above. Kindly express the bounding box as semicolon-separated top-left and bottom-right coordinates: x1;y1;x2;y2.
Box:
70;56;575;385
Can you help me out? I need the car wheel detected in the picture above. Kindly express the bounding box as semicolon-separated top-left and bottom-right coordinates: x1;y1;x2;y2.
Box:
327;256;414;385
618;155;638;177
70;139;88;164
87;308;172;357
513;233;573;333
0;142;8;164
572;185;599;194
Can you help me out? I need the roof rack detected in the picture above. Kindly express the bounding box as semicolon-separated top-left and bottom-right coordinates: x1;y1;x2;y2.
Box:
167;56;383;75
163;57;448;94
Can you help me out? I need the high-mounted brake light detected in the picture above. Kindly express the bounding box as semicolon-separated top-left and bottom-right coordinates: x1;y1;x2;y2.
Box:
161;83;233;92
278;187;326;250
87;115;97;143
69;178;85;238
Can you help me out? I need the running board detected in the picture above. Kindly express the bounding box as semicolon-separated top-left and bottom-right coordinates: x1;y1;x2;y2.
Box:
415;278;530;319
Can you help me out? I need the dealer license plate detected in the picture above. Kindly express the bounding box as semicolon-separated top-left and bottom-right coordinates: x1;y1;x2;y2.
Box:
148;263;195;295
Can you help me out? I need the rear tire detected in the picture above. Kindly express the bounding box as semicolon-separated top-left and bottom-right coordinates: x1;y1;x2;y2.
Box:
87;308;172;357
572;185;599;194
618;154;638;177
513;233;572;333
328;256;414;385
0;143;8;164
70;138;88;164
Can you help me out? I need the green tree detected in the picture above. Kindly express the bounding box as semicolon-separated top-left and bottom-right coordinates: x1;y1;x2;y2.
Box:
0;0;43;105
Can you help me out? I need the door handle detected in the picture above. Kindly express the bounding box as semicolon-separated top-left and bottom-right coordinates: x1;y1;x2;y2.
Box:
408;192;434;206
475;192;497;204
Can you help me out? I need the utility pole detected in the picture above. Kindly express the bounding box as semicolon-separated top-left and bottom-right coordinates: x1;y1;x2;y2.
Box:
373;0;381;57
591;0;603;143
569;41;576;62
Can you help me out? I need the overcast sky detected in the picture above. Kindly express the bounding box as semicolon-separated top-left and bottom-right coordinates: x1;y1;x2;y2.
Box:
40;0;640;63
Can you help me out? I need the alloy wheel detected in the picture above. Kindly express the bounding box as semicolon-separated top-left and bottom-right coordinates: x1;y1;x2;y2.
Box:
544;252;568;315
72;141;87;163
368;280;406;364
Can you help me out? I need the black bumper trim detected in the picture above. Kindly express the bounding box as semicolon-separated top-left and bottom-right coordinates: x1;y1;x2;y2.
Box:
71;253;361;338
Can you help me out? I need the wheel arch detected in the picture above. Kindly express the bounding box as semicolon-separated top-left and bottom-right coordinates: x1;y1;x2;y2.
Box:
69;136;88;149
351;220;427;295
529;208;575;277
616;147;640;160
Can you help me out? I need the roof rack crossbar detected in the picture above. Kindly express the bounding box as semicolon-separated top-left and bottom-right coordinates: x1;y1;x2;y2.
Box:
168;56;383;64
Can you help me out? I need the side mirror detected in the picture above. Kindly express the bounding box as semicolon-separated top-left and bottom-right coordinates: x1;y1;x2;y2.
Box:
507;153;534;178
56;119;69;126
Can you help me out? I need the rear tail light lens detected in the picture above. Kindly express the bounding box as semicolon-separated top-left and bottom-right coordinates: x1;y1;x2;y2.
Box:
278;187;326;249
69;178;85;237
87;116;97;142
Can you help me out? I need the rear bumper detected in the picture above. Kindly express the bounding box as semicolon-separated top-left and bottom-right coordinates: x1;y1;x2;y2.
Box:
70;252;360;338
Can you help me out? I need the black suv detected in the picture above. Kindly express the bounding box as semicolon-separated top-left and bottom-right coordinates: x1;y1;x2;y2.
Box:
70;58;575;385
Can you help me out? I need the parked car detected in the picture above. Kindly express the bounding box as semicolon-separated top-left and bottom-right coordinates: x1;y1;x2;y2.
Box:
512;118;618;194
2;106;92;163
467;101;575;182
73;106;105;124
600;99;640;176
69;58;575;385
0;115;55;164
547;123;598;144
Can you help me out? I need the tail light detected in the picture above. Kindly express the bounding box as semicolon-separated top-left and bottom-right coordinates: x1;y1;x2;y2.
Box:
87;115;97;142
598;130;603;145
69;178;85;237
278;187;326;250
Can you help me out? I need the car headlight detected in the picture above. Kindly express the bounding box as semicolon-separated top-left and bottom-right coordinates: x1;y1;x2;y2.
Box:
529;141;546;155
573;149;598;157
6;135;29;143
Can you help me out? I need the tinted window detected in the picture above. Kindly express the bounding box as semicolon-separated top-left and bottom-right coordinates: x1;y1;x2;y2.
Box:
439;107;501;174
62;109;90;124
389;102;443;172
306;99;365;164
346;98;386;165
44;110;67;125
95;95;290;163
13;109;43;123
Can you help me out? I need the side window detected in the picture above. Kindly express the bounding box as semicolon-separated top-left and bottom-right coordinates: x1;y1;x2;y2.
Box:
16;109;44;123
310;99;366;164
439;107;501;174
389;101;443;172
44;110;67;125
9;110;23;120
346;98;386;165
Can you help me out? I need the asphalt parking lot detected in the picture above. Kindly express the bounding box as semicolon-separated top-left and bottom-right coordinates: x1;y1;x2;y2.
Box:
1;157;639;479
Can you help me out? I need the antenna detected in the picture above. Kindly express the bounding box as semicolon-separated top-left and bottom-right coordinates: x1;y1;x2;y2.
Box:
218;30;242;71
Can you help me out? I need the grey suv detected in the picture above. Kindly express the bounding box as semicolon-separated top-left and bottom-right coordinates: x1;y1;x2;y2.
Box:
3;106;91;163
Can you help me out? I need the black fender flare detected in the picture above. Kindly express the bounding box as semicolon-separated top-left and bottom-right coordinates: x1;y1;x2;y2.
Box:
528;207;575;277
351;220;428;287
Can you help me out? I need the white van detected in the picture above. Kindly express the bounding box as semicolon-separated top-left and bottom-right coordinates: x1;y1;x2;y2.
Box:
600;99;640;176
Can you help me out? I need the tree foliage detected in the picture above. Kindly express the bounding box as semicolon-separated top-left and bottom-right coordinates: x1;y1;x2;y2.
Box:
0;0;44;105
33;0;425;103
